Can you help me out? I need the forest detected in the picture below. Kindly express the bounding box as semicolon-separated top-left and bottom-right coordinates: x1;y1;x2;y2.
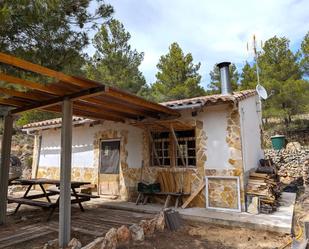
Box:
0;0;308;129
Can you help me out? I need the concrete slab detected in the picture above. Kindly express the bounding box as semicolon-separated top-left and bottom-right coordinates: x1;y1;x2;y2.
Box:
98;192;296;234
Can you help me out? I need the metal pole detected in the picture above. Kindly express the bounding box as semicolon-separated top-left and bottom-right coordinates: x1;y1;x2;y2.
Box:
0;114;13;224
59;99;73;247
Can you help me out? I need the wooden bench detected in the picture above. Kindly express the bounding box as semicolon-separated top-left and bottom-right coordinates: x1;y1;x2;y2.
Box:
136;192;190;208
47;189;100;199
7;197;57;209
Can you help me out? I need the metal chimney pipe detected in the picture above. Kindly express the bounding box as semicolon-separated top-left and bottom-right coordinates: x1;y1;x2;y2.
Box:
217;62;232;94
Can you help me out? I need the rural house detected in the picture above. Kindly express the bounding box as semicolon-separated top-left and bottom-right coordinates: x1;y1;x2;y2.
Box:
23;62;264;212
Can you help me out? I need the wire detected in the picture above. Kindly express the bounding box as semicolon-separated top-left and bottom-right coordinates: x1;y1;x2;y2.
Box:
279;214;304;249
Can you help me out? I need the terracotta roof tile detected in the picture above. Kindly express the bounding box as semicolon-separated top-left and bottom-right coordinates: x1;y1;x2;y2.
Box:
160;89;257;109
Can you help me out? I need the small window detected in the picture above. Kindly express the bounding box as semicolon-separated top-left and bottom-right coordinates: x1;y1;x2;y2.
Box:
150;129;196;167
151;132;171;167
175;130;196;167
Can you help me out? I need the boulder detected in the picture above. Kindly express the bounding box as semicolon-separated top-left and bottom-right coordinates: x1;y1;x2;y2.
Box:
129;224;144;241
68;238;82;249
81;237;104;249
139;219;156;235
155;212;165;231
43;239;58;249
101;228;117;249
117;225;131;243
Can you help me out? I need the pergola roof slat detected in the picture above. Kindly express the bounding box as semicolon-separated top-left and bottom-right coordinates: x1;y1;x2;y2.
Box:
0;52;180;121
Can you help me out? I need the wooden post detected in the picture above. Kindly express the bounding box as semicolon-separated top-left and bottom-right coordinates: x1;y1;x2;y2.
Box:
31;133;42;179
59;99;73;247
0;114;13;224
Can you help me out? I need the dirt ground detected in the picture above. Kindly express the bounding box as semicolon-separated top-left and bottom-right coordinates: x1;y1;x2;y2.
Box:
5;190;309;249
120;223;290;249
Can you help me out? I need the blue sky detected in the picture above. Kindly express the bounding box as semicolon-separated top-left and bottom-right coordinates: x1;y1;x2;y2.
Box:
86;0;308;88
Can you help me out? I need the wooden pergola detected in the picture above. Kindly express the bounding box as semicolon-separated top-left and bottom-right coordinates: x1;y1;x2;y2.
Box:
0;52;179;247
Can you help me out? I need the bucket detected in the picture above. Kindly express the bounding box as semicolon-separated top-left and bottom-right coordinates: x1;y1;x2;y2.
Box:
271;135;286;150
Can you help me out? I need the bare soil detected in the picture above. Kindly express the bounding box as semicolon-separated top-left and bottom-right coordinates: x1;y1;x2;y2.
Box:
119;223;289;249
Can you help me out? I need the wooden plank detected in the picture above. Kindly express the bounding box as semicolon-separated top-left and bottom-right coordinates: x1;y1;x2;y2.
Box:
170;125;186;167
0;52;96;88
0;230;53;248
0;114;13;224
10;85;106;114
181;181;205;209
106;88;180;116
0;73;65;95
0;98;32;107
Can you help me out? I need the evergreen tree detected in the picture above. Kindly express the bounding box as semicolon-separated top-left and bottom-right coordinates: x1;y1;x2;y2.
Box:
208;63;239;94
151;42;205;102
241;36;309;125
300;32;309;76
239;62;257;90
0;0;114;126
86;19;146;94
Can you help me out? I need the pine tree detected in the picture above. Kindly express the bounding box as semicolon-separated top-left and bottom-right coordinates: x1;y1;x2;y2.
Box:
151;42;205;102
239;62;257;90
86;19;146;94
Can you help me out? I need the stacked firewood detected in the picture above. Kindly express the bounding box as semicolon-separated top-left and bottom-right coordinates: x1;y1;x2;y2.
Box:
246;172;281;213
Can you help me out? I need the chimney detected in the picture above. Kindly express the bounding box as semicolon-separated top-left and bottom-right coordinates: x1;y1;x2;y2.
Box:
217;62;232;94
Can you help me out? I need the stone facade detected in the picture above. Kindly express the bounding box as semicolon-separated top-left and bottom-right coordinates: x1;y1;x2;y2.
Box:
33;101;255;211
203;106;245;211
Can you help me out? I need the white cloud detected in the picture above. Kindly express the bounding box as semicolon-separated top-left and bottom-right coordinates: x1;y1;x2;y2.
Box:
89;0;309;87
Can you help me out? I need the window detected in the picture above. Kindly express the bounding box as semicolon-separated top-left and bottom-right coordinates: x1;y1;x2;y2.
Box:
150;129;196;167
151;132;171;167
100;140;120;174
175;130;196;167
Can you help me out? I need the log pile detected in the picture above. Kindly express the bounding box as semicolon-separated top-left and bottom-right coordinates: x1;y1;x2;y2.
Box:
246;172;280;213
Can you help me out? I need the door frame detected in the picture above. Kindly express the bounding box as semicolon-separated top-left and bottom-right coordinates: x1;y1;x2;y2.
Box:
98;138;121;195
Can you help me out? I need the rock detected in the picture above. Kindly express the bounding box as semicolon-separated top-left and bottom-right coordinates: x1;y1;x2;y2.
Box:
139;219;156;235
117;225;131;243
101;228;117;249
286;142;301;151
155;212;165;231
129;224;144;241
68;238;82;249
81;237;104;249
43;239;58;249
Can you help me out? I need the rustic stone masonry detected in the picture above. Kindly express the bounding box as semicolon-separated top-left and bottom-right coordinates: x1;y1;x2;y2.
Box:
264;147;309;185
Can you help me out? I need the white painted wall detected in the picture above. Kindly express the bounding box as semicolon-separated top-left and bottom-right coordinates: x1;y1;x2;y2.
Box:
39;121;144;169
239;95;264;173
200;105;233;169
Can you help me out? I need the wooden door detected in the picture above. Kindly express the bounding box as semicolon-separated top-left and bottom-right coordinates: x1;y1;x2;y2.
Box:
99;140;120;196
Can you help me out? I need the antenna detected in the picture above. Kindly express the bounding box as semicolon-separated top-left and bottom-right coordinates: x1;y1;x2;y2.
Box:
248;34;268;100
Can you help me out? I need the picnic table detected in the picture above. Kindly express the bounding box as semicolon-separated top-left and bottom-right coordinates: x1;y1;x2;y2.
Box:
8;178;99;220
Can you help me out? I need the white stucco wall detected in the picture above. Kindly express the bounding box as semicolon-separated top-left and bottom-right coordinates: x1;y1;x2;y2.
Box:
39;121;144;169
178;104;234;170
200;105;233;169
238;95;264;173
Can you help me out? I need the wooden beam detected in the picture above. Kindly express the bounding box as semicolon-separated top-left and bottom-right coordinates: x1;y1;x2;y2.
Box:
73;102;137;120
0;87;50;101
10;85;106;114
106;88;180;116
0;98;33;107
0;73;65;95
59;99;72;247
0;114;13;224
0;53;96;88
170;124;186;167
146;129;162;167
181;181;205;209
44;105;125;123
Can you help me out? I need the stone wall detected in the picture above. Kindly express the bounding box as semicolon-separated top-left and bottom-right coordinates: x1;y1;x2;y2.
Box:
204;106;245;211
264;147;309;184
